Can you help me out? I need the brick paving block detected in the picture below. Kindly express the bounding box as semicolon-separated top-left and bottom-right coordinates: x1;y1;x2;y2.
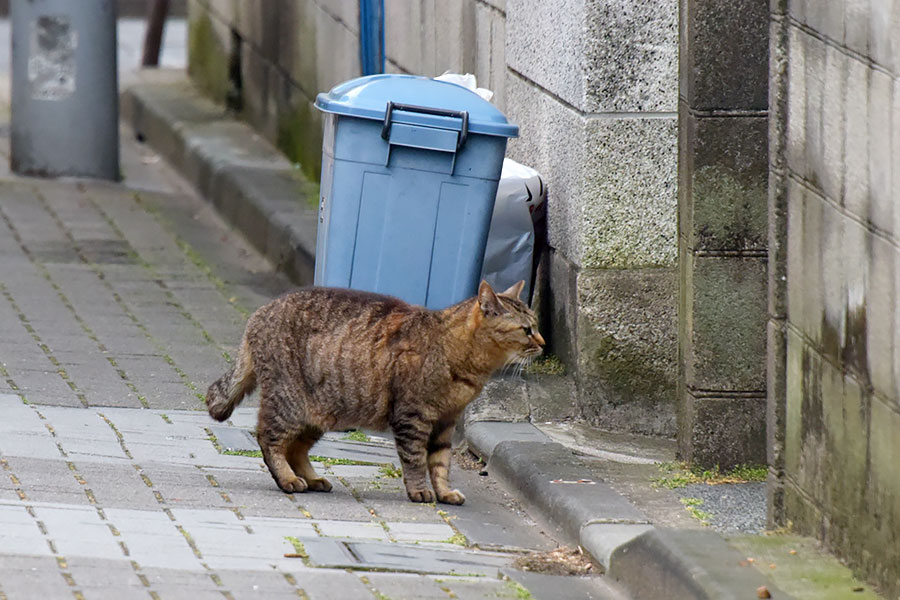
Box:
0;507;52;557
314;520;389;541
441;577;523;599
144;586;228;600
75;463;162;510
139;567;220;590
384;521;456;544
9;373;83;407
294;490;375;522
0;573;76;600
225;408;259;429
103;508;205;571
64;557;145;588
5;457;92;499
136;464;229;508
0;397;62;460
32;505;125;560
214;569;299;594
38;407;130;459
363;572;453;600
282;569;373;600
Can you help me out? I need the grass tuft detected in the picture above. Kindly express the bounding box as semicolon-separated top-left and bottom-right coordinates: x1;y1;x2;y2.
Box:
680;497;714;524
343;429;371;443
653;461;767;489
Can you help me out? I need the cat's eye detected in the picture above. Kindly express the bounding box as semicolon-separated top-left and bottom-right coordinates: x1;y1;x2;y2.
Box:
523;326;532;337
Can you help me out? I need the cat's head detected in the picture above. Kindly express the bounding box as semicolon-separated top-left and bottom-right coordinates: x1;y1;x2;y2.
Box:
467;280;545;367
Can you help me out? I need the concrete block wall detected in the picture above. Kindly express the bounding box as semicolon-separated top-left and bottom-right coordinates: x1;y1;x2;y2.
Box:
506;0;679;436
677;0;770;467
185;0;682;435
769;0;900;595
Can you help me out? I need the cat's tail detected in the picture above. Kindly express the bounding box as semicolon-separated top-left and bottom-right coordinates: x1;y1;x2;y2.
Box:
206;337;256;421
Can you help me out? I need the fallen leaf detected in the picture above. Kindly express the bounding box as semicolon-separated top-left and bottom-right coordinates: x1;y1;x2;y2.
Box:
757;585;771;599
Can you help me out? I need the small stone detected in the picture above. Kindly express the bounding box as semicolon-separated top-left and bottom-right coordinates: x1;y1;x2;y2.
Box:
757;585;771;599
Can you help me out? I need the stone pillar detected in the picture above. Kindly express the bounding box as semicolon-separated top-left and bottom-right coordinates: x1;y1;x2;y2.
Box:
506;0;680;435
677;0;770;467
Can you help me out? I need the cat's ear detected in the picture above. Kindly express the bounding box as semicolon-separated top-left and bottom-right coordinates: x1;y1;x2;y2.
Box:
477;280;503;316
500;280;525;300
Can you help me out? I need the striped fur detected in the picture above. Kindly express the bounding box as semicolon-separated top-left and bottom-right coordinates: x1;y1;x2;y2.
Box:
206;280;544;504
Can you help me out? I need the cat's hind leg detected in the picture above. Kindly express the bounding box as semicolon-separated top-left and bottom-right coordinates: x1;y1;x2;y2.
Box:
257;398;308;493
287;428;332;492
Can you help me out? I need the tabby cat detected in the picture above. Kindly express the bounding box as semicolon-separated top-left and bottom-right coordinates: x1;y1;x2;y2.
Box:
206;280;544;505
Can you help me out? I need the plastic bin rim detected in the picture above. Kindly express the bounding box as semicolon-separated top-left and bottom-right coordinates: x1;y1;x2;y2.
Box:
315;74;519;138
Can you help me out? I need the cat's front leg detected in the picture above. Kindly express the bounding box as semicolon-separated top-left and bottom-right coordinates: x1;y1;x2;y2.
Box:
391;412;435;503
427;421;465;505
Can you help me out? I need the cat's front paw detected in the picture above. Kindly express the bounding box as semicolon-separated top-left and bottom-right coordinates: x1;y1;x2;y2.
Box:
407;489;436;503
437;489;466;505
278;476;309;493
307;477;332;492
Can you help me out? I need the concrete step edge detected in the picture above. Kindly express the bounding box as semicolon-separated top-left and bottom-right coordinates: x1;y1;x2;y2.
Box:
121;70;317;286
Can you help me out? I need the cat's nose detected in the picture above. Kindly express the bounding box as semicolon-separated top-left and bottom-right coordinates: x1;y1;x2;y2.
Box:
533;331;545;346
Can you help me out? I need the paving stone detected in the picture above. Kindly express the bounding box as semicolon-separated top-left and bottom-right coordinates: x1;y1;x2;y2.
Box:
385;521;456;543
314;520;389;541
103;508;205;571
37;407;130;460
0;572;75;600
5;457;92;501
363;572;455;600
281;569;374;600
0;397;62;460
64;556;146;588
140;567;220;589
136;463;229;508
441;577;526;600
75;463;162;509
275;487;373;522
0;507;51;556
32;504;125;560
214;569;300;594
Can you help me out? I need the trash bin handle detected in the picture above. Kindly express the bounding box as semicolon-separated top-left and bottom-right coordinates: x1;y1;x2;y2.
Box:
381;102;469;151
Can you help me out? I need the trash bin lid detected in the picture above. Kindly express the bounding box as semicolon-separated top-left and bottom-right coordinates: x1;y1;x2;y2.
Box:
316;74;518;138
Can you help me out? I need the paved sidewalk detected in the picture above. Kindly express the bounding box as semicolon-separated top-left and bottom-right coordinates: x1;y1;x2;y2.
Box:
0;135;620;598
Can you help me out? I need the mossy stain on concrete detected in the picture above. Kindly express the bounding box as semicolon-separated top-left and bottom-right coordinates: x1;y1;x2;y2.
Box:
277;103;324;184
188;12;230;104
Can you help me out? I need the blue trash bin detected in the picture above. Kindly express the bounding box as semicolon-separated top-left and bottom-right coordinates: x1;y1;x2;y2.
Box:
313;74;518;309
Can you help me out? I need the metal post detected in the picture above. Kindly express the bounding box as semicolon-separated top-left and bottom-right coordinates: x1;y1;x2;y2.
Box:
10;0;119;179
141;0;170;67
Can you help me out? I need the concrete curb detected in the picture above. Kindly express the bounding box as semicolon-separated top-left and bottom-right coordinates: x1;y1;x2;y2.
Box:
466;422;793;600
121;69;319;286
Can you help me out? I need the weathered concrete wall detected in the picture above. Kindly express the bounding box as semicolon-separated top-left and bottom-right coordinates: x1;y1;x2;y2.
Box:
769;1;900;595
677;0;770;468
185;0;681;435
506;0;679;436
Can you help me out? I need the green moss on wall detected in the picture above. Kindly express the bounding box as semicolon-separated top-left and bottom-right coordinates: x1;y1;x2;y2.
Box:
188;12;230;104
277;103;324;183
588;333;673;405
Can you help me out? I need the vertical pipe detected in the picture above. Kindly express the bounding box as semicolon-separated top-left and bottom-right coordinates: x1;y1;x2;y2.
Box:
359;0;384;76
141;0;170;67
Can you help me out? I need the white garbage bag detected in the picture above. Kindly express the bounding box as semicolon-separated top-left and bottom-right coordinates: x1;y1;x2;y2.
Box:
481;158;546;301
